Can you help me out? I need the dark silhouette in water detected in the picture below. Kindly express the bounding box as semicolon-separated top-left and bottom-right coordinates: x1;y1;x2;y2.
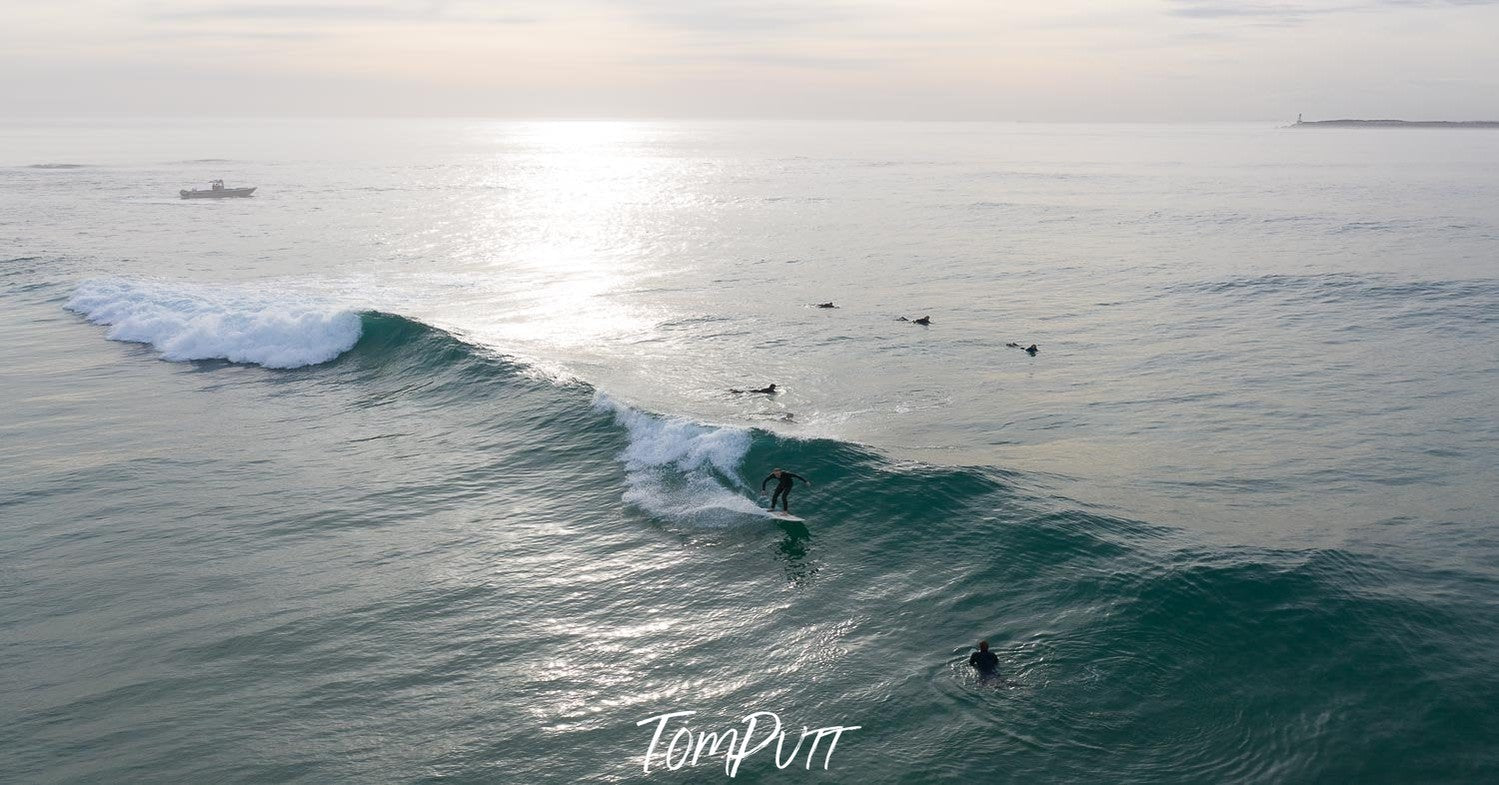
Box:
969;640;1000;674
761;467;810;512
969;640;1016;685
730;384;778;394
814;302;837;308
1005;342;1039;355
896;315;931;324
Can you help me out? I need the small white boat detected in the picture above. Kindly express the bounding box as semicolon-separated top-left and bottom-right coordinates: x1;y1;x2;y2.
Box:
180;179;256;199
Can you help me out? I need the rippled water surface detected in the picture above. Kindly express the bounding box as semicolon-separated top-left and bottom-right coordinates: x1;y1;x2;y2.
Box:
2;120;1498;783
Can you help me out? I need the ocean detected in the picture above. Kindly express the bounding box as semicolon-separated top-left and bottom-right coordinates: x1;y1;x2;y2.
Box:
2;119;1497;783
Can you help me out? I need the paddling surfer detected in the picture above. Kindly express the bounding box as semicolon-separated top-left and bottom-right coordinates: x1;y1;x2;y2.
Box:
969;640;1000;675
969;640;1016;685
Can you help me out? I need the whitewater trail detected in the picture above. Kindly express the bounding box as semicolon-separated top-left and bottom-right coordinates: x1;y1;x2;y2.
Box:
596;394;767;524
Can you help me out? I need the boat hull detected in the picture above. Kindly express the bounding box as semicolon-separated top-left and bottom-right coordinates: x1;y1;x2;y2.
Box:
180;187;256;199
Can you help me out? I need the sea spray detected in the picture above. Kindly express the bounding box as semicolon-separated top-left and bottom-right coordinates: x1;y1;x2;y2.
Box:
65;278;362;369
594;394;766;522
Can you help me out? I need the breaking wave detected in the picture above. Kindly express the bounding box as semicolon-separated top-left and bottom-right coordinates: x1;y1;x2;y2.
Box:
65;278;363;369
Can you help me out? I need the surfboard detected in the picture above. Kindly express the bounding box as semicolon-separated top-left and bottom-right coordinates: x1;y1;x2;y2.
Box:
768;510;805;522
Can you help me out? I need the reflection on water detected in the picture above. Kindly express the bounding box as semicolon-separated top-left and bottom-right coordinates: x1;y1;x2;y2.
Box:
774;519;817;586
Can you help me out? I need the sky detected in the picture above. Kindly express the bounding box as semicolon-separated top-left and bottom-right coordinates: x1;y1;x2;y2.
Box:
2;0;1497;120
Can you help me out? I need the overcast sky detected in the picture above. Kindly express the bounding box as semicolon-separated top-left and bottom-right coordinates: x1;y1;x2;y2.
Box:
3;0;1497;120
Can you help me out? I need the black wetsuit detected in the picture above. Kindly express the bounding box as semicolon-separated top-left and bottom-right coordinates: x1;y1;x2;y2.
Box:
762;472;808;512
969;650;999;675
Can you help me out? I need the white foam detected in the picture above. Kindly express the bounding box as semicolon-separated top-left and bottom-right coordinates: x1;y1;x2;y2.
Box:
595;394;766;524
65;278;363;369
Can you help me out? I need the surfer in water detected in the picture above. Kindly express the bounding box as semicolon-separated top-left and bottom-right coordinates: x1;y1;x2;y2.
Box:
761;468;810;513
730;384;778;394
969;640;1000;679
968;640;1016;685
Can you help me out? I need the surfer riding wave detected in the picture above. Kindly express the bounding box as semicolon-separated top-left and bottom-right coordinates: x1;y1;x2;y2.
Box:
761;468;810;513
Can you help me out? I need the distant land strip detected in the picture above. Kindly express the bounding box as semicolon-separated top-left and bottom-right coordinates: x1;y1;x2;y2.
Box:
1292;119;1499;129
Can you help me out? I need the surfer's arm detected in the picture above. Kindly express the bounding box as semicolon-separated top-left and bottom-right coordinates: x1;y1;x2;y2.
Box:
968;652;980;667
787;473;810;485
761;475;774;490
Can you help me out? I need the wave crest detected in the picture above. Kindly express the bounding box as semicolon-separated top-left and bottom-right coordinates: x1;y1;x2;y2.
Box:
65;278;363;369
